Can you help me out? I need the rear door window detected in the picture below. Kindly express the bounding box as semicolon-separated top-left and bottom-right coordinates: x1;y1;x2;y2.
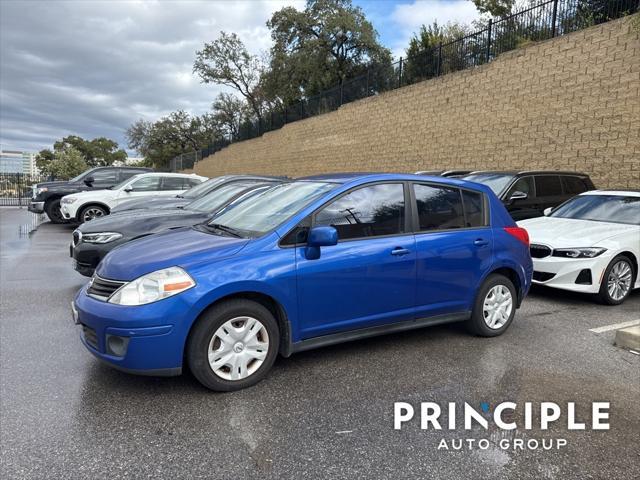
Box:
535;176;563;197
562;176;589;195
161;176;192;190
461;190;486;227
413;184;465;231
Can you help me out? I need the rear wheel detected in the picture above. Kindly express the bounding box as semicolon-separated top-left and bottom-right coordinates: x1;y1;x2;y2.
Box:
79;205;108;223
466;274;517;337
597;255;634;305
45;199;65;224
187;299;279;391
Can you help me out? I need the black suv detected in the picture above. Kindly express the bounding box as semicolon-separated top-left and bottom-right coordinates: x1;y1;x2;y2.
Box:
29;166;152;223
460;171;596;221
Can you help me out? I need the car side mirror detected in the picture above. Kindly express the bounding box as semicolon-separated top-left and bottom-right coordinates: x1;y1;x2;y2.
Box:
84;176;95;186
543;207;553;216
123;186;134;192
305;226;338;260
508;191;528;203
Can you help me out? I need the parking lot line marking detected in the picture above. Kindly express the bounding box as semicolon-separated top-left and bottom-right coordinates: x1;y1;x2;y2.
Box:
589;320;640;333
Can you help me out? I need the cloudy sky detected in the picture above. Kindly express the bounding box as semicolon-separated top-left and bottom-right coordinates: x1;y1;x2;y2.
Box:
0;0;479;155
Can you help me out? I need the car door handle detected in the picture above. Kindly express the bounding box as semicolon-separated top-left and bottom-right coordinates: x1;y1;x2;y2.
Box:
474;239;489;247
391;247;411;256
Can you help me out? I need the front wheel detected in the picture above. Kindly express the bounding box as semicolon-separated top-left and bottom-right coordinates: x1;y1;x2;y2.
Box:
597;256;635;305
466;274;517;337
79;205;108;223
45;199;65;224
187;299;280;391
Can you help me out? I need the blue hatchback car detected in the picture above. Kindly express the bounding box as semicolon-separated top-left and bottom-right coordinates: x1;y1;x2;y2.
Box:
73;174;533;391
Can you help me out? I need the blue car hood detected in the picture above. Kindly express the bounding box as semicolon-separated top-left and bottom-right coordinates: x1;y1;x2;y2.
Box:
96;227;249;281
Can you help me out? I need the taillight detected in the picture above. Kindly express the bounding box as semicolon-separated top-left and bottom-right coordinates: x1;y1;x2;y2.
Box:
504;226;529;246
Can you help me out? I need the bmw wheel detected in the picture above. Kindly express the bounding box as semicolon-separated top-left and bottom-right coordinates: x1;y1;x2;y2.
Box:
467;274;517;337
79;205;107;223
187;299;279;391
598;255;635;306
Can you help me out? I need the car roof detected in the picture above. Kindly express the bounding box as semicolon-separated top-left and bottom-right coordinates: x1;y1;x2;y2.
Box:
296;172;381;182
465;170;590;177
579;190;640;197
134;172;205;178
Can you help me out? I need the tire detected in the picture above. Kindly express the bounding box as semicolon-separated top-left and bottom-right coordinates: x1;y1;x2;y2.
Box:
466;274;517;337
45;199;65;224
79;204;108;223
597;255;635;306
187;299;280;392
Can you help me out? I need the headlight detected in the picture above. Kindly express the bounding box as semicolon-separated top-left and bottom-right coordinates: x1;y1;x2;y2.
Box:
82;232;122;244
552;247;606;258
108;267;195;306
61;197;77;204
36;187;48;195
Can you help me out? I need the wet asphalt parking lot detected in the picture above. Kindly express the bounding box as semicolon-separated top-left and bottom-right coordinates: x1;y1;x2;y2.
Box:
1;207;639;479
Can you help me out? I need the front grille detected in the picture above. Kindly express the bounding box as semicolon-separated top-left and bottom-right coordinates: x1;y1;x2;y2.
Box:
72;230;82;246
533;271;556;282
87;275;126;301
82;324;99;350
530;244;552;258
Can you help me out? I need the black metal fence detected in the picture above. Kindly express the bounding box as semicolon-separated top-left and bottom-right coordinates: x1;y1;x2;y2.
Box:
171;0;639;171
0;173;49;206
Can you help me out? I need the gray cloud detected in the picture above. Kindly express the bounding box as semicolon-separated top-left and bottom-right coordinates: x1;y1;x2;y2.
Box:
0;0;302;154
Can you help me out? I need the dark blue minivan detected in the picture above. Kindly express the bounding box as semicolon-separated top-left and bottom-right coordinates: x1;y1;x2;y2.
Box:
72;174;533;391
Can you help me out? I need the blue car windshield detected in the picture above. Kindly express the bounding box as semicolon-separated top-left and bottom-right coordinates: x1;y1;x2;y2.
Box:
551;195;640;225
461;173;515;195
208;181;336;236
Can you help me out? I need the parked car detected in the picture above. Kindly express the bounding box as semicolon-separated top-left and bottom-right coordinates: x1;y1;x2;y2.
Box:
70;181;281;277
72;173;532;391
28;166;152;223
518;190;640;305
415;170;472;177
460;171;596;221
111;175;285;213
60;172;207;223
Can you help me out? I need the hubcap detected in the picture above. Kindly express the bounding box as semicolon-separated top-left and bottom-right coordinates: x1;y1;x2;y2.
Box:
83;208;105;222
207;316;269;381
483;285;513;329
607;260;632;301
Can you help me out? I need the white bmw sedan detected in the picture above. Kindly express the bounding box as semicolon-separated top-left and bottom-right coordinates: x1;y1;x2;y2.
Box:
519;191;639;305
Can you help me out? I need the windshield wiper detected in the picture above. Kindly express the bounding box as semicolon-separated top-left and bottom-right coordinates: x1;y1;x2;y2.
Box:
206;223;244;238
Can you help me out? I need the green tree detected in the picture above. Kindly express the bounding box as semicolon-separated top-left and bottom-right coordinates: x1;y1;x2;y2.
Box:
38;147;87;179
263;0;392;104
35;148;55;175
193;32;267;124
126;111;222;169
53;135;127;167
211;93;248;139
471;0;515;17
403;22;470;83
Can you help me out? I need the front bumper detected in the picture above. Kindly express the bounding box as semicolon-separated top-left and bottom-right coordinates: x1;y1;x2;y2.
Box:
73;285;198;375
28;201;45;214
61;205;73;220
70;239;124;277
531;254;611;294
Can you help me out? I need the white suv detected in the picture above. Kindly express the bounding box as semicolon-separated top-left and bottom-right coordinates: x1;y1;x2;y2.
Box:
60;172;207;223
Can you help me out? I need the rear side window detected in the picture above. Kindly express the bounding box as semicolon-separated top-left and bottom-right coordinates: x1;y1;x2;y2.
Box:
162;176;192;190
562;176;588;195
315;183;405;240
413;184;464;231
462;190;486;227
535;176;562;196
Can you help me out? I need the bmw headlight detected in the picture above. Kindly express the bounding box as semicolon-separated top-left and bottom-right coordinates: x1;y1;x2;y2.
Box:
82;232;122;244
108;267;195;306
552;247;606;259
61;197;77;204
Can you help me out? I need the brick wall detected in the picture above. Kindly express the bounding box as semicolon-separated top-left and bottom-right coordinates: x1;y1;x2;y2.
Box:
194;16;640;189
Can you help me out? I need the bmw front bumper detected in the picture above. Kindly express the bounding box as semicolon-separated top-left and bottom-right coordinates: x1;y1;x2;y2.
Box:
531;254;612;294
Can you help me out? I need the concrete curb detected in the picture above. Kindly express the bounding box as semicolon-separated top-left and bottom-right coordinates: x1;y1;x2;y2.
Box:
615;326;640;352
